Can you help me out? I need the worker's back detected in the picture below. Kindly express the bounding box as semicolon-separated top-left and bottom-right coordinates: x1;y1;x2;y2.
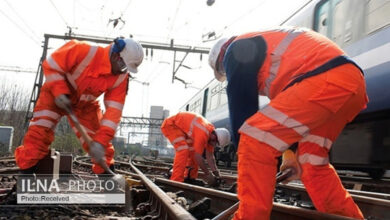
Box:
234;27;345;99
170;112;214;138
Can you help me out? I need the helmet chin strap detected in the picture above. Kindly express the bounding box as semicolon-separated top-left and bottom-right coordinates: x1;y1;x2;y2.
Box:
120;65;128;73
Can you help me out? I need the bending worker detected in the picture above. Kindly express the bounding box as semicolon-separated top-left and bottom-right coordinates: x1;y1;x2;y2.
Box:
15;37;144;174
208;27;368;219
161;112;230;184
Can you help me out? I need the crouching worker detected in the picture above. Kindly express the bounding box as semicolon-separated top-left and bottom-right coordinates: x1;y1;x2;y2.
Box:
208;27;368;219
15;37;144;174
161;112;230;184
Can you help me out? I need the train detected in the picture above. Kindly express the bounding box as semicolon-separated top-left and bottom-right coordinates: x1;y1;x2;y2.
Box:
180;0;390;178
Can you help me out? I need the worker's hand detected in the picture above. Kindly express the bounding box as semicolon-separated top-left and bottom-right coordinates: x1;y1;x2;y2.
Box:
186;139;193;144
206;173;217;186
212;170;220;177
89;141;106;163
54;94;71;111
279;149;302;184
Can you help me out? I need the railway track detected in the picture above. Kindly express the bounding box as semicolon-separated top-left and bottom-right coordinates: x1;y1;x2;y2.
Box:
1;156;390;219
79;156;390;220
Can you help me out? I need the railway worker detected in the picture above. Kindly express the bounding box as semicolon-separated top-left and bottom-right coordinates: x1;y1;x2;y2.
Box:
161;112;231;184
208;27;368;219
15;37;144;174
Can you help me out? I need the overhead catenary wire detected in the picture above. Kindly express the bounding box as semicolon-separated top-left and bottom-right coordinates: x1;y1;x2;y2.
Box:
0;8;41;46
4;0;41;42
49;0;70;28
221;0;267;33
166;0;183;41
120;0;133;17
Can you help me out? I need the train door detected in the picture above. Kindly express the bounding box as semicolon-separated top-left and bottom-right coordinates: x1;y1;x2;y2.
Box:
314;0;365;47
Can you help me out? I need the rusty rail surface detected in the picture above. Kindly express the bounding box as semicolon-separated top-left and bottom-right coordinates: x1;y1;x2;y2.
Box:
153;177;355;220
82;158;361;219
129;158;196;220
2;156;390;220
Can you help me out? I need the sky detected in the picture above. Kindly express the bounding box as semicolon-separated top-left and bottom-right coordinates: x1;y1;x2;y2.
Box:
0;0;310;117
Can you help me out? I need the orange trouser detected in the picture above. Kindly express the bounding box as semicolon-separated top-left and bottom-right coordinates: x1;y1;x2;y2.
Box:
161;120;196;182
234;64;366;220
14;87;115;174
184;150;198;179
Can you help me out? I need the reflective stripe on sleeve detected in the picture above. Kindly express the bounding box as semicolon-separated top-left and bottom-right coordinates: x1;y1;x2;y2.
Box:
300;134;332;150
111;74;127;89
260;105;309;136
104;100;124;111
80;94;97;102
175;145;189;152
47;55;65;73
172;136;186;145
29;119;55;129
101;119;118;130
45;73;65;83
298;153;329;166
239;122;289;152
33;110;61;120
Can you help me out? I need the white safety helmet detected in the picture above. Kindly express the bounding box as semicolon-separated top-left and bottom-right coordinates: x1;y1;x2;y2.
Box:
120;38;144;73
208;38;229;82
214;128;231;148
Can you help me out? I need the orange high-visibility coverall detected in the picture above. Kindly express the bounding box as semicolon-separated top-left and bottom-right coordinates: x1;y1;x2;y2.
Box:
161;112;215;182
221;28;368;219
15;40;129;174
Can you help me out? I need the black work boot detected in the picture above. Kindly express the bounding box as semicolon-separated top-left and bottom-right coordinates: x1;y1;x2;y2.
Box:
109;164;115;173
19;166;37;175
97;165;116;178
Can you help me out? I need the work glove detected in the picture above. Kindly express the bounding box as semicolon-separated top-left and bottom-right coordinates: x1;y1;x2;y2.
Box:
186;139;193;145
89;141;106;164
212;170;220;177
206;172;217;186
54;94;71;111
279;149;302;184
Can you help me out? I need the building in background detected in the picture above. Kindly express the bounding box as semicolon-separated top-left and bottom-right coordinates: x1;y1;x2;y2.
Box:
148;106;169;148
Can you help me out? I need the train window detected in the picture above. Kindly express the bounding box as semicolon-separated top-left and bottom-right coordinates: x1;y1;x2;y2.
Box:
209;84;220;110
333;0;365;46
366;0;390;34
220;85;228;106
189;98;202;114
315;0;365;47
314;0;331;36
332;0;352;45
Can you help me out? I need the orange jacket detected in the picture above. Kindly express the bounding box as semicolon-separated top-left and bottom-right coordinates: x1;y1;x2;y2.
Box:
165;112;215;154
234;28;345;99
41;40;128;146
224;27;357;145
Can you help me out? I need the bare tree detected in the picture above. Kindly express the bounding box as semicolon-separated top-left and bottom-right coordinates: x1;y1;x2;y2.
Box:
0;79;81;155
0;81;30;152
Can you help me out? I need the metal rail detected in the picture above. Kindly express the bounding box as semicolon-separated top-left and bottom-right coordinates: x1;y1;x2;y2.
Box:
129;158;196;220
73;157;363;219
153;177;355;220
2;156;390;219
